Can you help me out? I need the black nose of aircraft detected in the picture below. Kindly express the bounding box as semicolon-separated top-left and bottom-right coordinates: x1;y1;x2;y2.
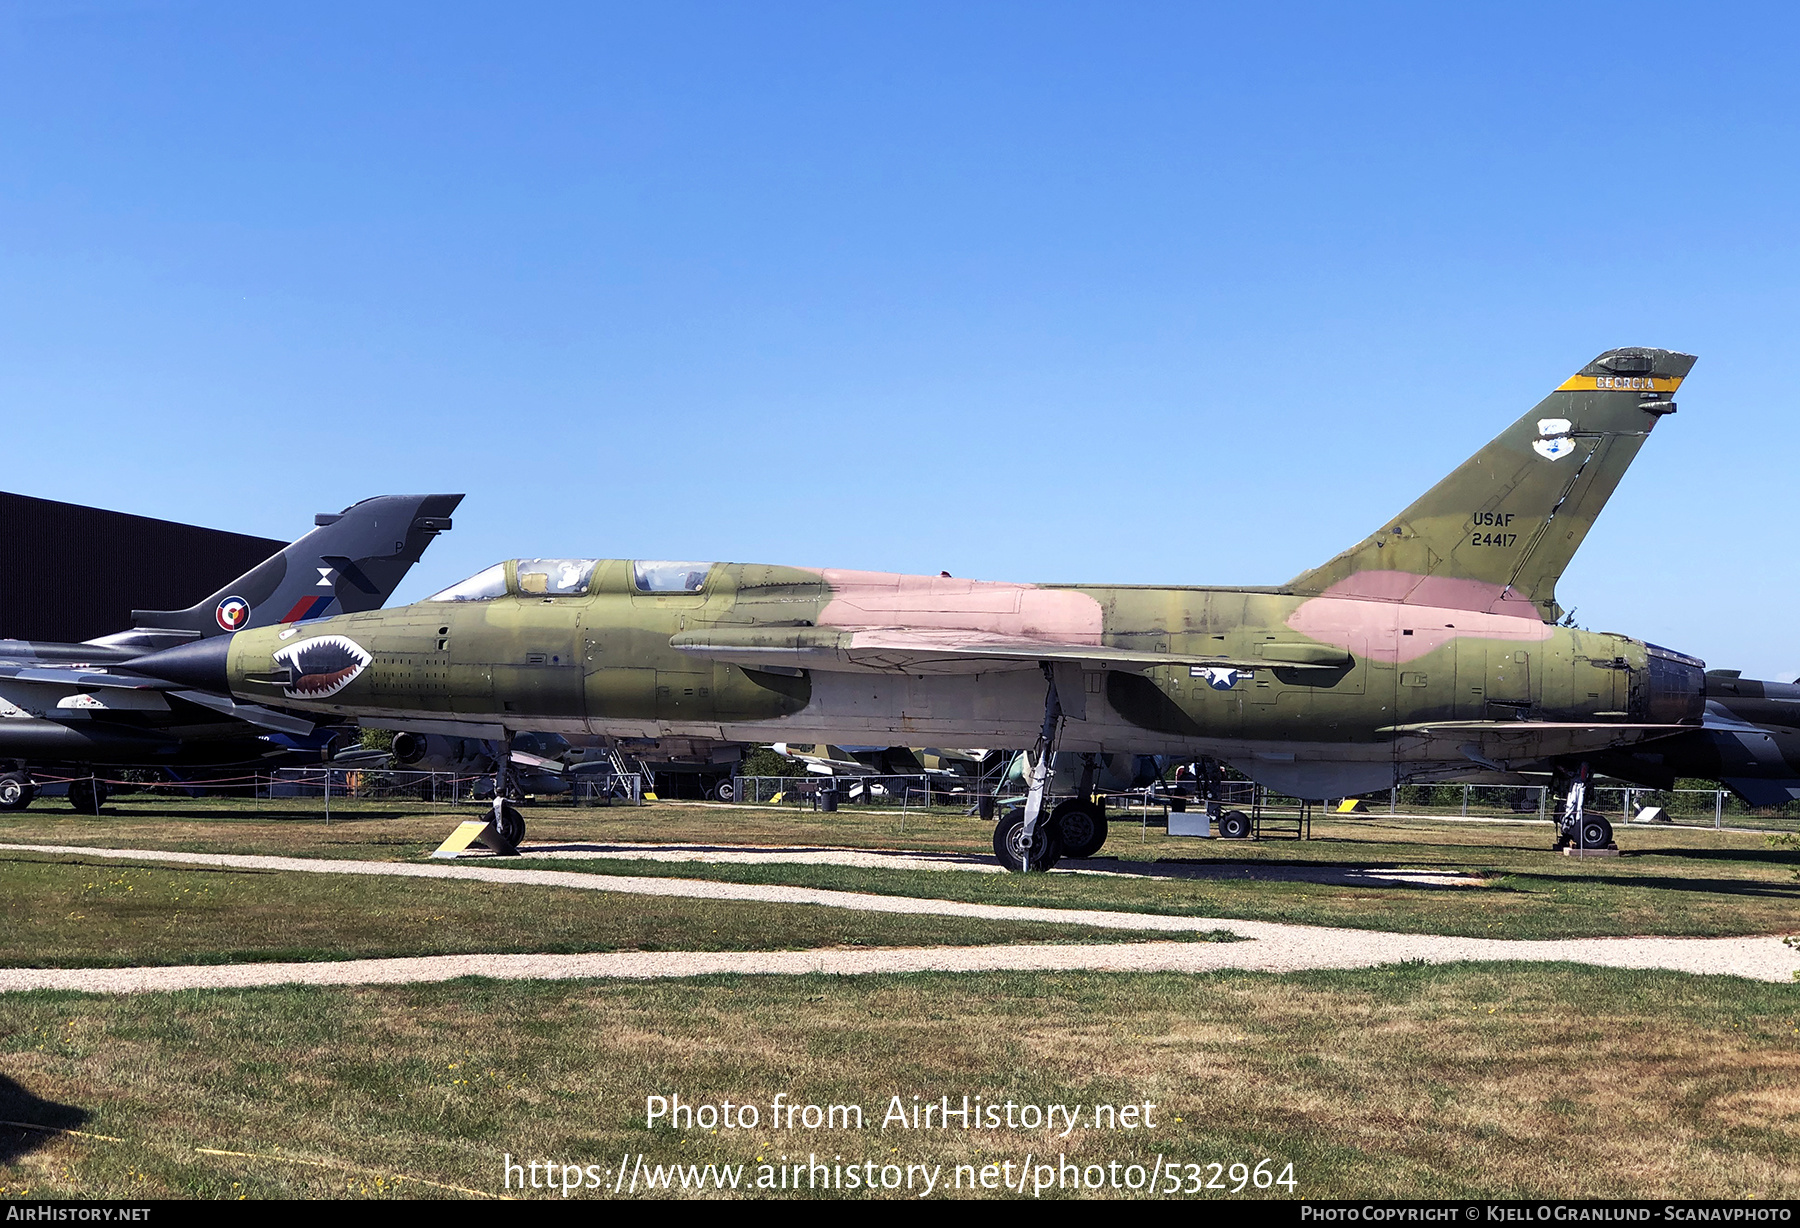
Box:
126;635;234;693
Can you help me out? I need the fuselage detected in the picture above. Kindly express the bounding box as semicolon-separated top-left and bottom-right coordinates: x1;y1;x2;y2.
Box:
204;558;1706;799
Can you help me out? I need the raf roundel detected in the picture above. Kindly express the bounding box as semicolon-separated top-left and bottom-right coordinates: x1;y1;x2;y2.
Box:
215;596;251;632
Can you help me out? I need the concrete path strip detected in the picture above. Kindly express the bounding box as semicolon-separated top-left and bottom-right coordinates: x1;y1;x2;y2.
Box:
0;841;1795;989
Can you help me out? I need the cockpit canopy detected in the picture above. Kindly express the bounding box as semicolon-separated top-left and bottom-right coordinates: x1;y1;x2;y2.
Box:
632;561;710;592
518;559;596;596
425;563;508;602
423;559;714;601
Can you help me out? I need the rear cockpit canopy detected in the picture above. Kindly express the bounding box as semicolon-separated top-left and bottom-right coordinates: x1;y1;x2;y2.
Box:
633;561;710;593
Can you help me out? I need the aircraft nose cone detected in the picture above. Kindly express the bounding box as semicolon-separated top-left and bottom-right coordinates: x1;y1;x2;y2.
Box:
127;635;233;693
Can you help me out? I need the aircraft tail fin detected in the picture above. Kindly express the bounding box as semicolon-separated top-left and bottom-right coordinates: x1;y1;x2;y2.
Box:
90;494;463;651
1285;348;1695;621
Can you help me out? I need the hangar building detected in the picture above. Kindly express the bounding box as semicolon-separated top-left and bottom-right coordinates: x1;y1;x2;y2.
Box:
0;491;283;643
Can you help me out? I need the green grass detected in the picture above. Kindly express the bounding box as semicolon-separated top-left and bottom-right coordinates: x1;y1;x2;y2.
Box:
0;854;1203;969
1;802;1795;1201
512;835;1800;940
1;964;1796;1199
5;803;1795;942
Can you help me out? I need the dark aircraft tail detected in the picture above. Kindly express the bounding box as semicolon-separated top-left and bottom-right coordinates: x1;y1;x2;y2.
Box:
1285;348;1695;621
90;494;463;651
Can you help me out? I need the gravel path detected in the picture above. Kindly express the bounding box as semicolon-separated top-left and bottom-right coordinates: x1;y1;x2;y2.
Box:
0;841;1793;992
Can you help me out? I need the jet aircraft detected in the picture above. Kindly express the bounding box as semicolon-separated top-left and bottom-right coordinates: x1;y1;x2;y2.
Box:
125;349;1707;867
1586;669;1800;807
0;494;460;812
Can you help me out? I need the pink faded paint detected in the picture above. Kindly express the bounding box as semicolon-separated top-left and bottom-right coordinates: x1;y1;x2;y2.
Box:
1318;570;1546;618
1286;595;1554;665
817;569;1105;643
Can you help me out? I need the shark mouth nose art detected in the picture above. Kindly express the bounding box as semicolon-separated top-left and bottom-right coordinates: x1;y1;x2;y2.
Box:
273;634;371;699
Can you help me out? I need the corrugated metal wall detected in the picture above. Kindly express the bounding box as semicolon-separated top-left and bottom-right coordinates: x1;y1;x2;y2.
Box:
0;492;285;643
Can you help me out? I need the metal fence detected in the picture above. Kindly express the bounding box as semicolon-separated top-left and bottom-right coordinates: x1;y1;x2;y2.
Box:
13;767;645;816
1371;782;1799;832
261;768;645;808
22;764;1792;837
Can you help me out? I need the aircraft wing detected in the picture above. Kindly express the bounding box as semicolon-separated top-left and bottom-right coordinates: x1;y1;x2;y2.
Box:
1378;720;1692;766
169;689;316;736
0;662;173;690
0;660;312;734
670;627;1351;676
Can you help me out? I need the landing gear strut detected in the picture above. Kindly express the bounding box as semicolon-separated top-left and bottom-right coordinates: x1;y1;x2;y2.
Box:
996;663;1065;872
491;732;525;850
1551;762;1615;851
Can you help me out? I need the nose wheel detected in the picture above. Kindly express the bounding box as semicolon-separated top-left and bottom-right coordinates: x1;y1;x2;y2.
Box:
492;798;526;850
490;730;526;850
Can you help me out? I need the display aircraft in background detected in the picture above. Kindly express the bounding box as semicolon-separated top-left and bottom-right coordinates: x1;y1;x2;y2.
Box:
772;742;994;782
0;494;460;812
123;348;1712;867
1591;669;1800;807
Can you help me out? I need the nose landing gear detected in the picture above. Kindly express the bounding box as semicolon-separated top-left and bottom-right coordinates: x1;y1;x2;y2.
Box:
490;732;526;851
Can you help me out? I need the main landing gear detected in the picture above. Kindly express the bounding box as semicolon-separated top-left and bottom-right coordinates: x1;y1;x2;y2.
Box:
1551;762;1615;852
991;667;1113;872
994;664;1065;872
1052;794;1109;859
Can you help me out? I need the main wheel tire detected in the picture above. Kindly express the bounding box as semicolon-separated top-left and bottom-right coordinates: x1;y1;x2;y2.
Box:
713;779;737;802
493;799;526;848
1217;809;1252;839
992;807;1062;873
0;773;32;811
1051;800;1109;859
1577;816;1614;849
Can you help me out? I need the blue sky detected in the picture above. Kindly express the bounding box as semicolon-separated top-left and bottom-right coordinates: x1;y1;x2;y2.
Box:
3;2;1798;675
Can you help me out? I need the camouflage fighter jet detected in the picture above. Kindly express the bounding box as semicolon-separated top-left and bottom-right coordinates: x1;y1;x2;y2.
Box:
126;349;1705;866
